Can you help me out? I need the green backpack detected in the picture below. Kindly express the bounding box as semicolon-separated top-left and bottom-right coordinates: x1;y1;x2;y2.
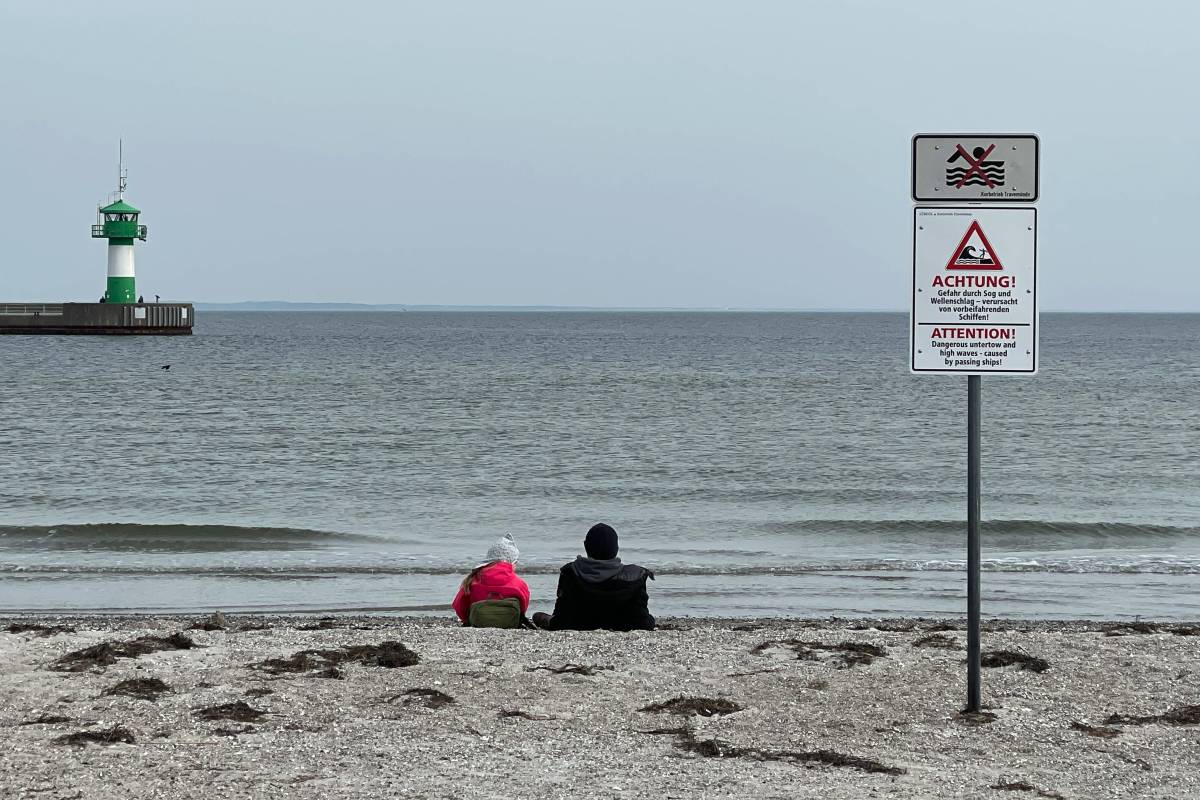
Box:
467;597;522;629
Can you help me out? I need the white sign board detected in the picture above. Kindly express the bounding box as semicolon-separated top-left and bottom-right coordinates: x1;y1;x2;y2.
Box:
912;134;1039;202
911;207;1037;375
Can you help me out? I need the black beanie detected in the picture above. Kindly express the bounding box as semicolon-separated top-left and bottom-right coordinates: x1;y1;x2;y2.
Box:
584;523;619;560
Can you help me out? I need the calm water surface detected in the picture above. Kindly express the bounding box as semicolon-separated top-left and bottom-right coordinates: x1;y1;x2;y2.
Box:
1;312;1197;619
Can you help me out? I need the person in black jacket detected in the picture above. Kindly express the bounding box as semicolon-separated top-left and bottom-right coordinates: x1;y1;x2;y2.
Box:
532;523;655;632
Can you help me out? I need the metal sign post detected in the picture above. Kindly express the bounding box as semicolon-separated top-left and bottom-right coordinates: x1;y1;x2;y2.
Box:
910;133;1040;713
967;374;981;710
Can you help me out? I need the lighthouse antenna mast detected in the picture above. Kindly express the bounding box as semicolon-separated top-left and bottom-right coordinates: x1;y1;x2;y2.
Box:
117;139;127;199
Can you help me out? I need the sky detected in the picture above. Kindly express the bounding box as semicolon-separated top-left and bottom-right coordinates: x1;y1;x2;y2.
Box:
1;1;1197;310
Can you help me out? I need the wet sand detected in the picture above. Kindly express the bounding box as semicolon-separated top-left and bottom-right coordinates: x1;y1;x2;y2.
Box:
2;615;1198;799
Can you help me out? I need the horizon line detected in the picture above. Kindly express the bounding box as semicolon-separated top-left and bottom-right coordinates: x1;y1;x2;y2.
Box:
192;301;1200;314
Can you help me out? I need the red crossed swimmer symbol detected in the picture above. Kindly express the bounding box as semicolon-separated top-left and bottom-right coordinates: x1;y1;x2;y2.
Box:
954;143;997;188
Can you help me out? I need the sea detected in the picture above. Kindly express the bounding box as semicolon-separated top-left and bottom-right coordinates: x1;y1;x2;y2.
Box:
1;311;1197;620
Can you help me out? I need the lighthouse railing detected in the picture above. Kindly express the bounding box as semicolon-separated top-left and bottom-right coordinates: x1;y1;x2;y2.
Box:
0;303;64;316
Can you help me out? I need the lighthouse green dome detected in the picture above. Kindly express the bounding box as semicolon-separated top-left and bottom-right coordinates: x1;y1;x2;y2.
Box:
99;199;141;215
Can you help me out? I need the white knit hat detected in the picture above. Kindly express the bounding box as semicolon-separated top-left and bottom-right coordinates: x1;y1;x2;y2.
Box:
479;533;519;567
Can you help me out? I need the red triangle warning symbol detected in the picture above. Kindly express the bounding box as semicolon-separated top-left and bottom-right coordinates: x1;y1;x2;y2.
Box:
945;220;1003;270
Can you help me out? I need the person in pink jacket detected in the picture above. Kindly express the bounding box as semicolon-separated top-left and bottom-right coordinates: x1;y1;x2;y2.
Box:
452;534;531;625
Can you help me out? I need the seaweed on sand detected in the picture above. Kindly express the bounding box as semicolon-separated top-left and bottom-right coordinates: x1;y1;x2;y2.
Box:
913;633;960;649
659;728;904;775
981;650;1049;673
526;663;612;676
498;708;556;720
52;633;197;673
54;726;136;746
195;701;268;722
639;697;743;717
297;617;339;630
386;688;455;709
1103;705;1200;727
20;713;72;725
249;641;419;675
992;780;1066;799
190;611;227;631
103;677;172;700
7;623;76;637
1070;721;1120;738
753;639;888;668
956;709;998;725
213;725;256;737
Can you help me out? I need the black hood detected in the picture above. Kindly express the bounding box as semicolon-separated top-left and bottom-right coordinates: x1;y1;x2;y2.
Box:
569;555;627;584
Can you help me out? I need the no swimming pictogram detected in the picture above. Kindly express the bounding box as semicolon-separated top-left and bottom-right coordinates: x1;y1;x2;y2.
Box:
946;144;1005;188
945;220;1003;271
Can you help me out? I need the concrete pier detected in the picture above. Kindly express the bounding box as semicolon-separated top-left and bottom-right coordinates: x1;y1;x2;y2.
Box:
0;302;193;335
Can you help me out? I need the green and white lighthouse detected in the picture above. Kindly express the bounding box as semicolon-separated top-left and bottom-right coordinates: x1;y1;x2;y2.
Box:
91;152;146;304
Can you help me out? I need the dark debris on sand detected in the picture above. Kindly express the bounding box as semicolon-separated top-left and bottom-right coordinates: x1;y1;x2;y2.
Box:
640;697;743;717
913;633;960;649
297;617;339;631
190;611;227;631
51;633;197;673
7;623;76;637
992;780;1066;799
956;709;998;725
250;641;419;675
1070;721;1121;738
213;725;257;737
753;639;888;668
103;677;173;701
498;708;556;721
194;701;268;722
54;726;136;747
244;687;274;697
1104;705;1200;727
661;727;904;775
526;663;612;676
388;688;455;709
981;650;1049;673
295;617;377;632
1102;621;1159;637
20;713;72;726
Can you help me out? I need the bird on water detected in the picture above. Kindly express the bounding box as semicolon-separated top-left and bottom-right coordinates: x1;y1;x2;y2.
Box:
161;365;171;370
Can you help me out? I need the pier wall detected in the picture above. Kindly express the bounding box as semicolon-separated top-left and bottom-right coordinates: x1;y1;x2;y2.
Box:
0;303;194;335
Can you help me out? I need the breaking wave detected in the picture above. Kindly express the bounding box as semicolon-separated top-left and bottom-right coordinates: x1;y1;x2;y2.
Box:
4;558;1199;578
761;519;1200;539
0;523;376;553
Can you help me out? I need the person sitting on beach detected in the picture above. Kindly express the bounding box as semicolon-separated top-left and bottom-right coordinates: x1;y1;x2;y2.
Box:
532;523;655;632
452;533;531;628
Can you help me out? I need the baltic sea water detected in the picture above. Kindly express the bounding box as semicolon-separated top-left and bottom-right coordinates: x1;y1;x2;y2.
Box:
1;312;1197;619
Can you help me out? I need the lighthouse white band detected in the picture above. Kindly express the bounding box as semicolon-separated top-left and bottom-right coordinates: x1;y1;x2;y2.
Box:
107;244;136;278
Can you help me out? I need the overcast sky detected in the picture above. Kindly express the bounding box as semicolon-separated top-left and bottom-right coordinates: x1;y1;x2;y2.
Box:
1;1;1196;310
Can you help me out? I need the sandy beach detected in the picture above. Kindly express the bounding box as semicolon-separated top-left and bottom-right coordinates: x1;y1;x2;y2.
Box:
1;615;1198;799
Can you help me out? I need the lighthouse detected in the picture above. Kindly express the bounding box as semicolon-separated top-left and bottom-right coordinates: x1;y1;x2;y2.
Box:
0;146;193;335
91;152;146;304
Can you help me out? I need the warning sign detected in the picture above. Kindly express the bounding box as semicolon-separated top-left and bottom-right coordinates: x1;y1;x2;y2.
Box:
911;207;1037;374
911;134;1038;202
946;221;1002;270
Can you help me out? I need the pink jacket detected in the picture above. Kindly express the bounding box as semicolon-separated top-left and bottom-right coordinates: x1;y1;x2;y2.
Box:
452;561;531;623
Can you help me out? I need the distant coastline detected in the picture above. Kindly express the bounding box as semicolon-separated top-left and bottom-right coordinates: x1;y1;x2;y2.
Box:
194;301;900;312
193;302;1197;313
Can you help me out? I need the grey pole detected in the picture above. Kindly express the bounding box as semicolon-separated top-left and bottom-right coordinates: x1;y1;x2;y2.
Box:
967;374;982;712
